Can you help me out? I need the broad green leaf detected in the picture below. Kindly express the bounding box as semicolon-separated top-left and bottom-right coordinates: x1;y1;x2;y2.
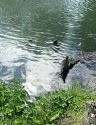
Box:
50;113;59;122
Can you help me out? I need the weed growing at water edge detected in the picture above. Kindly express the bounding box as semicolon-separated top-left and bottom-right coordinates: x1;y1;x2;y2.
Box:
0;79;96;125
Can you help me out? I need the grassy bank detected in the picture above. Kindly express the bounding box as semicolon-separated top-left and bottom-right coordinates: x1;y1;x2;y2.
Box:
0;78;96;125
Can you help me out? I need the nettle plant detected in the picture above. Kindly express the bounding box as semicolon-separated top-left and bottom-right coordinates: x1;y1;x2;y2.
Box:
0;78;96;125
0;78;29;124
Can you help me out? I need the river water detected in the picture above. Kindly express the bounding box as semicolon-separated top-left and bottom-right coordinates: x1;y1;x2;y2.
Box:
0;0;96;96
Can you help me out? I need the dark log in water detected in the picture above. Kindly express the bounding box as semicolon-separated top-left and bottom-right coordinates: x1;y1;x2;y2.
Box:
61;52;96;86
61;56;79;83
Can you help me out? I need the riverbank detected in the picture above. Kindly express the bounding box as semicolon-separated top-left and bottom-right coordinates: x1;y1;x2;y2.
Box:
0;78;96;125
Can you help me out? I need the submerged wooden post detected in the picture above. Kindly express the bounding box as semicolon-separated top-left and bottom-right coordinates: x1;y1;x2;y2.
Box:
61;56;69;83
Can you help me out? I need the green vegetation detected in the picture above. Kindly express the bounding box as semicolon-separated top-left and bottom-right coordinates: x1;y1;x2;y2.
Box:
0;78;96;125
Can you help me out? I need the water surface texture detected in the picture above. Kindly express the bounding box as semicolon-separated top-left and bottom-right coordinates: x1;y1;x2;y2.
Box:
0;0;96;96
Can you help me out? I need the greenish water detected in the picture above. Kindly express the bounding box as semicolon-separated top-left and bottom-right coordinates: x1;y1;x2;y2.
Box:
0;0;96;95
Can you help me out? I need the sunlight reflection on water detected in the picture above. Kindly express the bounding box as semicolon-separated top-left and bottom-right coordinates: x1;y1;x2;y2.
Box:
0;0;96;96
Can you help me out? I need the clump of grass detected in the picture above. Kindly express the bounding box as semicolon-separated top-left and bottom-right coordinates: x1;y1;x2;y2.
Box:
0;78;96;125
